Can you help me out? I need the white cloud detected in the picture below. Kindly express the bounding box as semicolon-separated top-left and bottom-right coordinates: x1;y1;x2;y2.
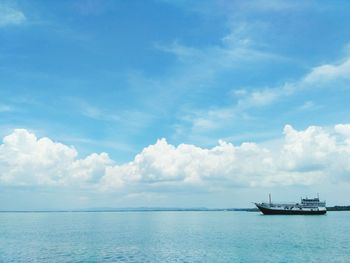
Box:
180;53;350;138
155;26;282;67
335;124;350;145
296;101;317;111
100;126;337;191
0;129;112;186
241;56;350;107
150;1;341;142
303;58;350;84
0;5;26;27
130;22;286;117
335;124;350;137
282;125;336;172
1;126;350;193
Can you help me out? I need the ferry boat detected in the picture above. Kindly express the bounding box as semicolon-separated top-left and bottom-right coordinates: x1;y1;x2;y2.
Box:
255;194;327;215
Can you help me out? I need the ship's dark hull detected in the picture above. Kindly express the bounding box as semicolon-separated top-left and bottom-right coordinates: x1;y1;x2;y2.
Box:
256;204;327;215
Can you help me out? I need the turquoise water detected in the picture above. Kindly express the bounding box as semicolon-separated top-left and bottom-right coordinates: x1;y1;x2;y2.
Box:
0;211;349;263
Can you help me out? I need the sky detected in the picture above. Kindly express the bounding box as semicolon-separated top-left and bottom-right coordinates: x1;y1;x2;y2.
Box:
1;0;350;210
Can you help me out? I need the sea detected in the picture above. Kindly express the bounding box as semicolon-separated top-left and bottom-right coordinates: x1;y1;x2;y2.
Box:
0;211;349;263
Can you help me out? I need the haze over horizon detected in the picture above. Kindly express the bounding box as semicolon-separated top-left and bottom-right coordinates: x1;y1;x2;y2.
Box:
1;0;350;210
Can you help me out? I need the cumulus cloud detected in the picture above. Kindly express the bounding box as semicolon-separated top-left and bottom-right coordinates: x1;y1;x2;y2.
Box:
1;126;350;193
0;4;26;27
0;129;112;186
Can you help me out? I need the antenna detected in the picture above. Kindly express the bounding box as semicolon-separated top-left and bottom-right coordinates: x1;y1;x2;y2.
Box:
317;193;319;199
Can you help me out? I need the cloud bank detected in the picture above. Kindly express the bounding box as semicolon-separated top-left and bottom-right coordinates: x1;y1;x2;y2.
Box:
1;125;350;194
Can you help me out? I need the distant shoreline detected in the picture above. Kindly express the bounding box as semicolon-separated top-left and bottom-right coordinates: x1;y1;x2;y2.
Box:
0;206;349;213
0;208;255;213
325;206;350;211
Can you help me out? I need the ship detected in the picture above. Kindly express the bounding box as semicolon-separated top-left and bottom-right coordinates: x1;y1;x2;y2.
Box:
255;194;327;215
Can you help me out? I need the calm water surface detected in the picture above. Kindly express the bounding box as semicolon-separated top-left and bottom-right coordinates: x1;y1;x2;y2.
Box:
0;211;349;262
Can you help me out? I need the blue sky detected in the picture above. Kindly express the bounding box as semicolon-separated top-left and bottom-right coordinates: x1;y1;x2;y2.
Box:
1;0;350;209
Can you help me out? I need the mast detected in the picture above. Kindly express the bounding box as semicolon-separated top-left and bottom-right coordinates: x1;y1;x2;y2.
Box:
269;193;271;205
